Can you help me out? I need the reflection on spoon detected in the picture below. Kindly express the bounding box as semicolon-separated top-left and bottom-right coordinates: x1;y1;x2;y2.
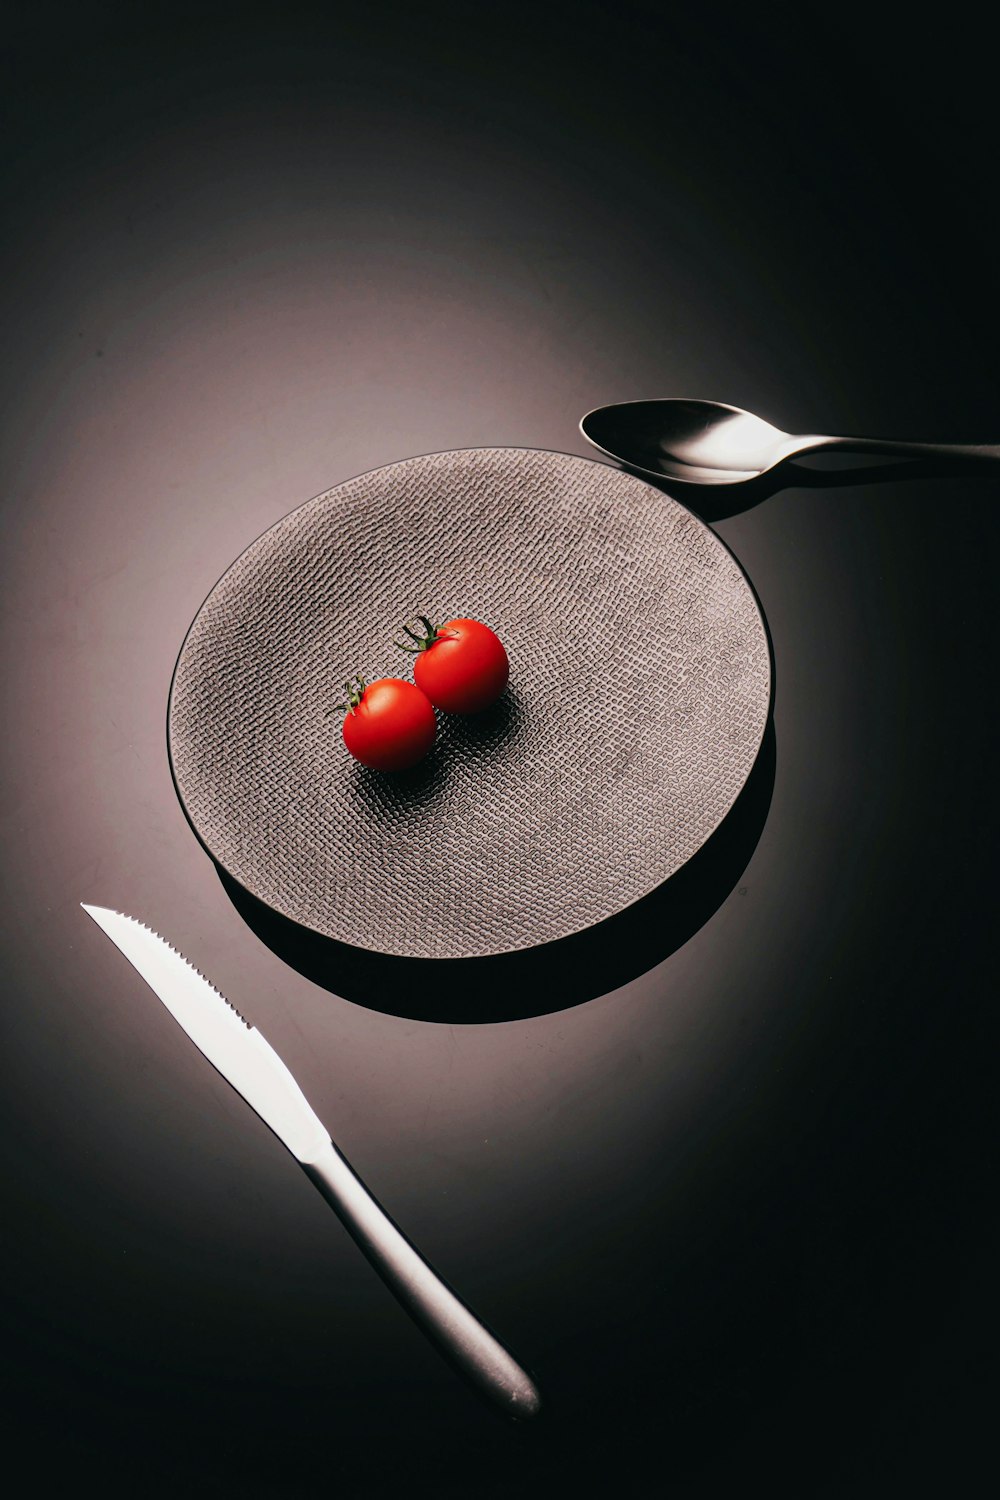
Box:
580;398;1000;487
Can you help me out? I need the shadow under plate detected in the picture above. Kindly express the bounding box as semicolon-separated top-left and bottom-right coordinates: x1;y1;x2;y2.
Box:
217;718;776;1023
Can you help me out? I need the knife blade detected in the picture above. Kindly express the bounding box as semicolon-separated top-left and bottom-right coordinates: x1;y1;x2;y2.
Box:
81;904;541;1419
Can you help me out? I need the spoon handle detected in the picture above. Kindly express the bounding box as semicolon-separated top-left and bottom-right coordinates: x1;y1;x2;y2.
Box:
806;434;1000;464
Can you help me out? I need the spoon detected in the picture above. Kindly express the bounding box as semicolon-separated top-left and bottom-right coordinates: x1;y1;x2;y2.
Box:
580;398;1000;486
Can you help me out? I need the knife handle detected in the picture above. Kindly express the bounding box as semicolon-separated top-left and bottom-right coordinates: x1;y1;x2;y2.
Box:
302;1139;542;1420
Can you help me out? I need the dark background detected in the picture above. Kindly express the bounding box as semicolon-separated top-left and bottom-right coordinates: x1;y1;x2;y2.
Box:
1;2;995;1494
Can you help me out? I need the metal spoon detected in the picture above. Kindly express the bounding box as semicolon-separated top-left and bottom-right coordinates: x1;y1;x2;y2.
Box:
580;398;1000;486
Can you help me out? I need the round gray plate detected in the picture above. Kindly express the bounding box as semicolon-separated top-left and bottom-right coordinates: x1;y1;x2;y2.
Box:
168;448;771;959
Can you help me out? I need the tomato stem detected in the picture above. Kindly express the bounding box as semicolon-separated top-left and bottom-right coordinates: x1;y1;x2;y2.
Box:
330;676;366;716
393;614;438;655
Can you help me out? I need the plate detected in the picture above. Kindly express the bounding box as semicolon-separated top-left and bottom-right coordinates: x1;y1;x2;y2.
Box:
168;447;771;959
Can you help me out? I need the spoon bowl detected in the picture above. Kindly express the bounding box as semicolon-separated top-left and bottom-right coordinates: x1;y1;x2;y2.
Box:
581;398;1000;486
581;399;796;484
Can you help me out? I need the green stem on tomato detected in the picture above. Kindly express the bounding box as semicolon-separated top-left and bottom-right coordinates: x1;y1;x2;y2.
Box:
330;676;366;715
393;614;439;655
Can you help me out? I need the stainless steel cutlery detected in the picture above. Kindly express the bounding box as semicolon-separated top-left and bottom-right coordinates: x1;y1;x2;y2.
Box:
581;397;1000;485
81;904;541;1419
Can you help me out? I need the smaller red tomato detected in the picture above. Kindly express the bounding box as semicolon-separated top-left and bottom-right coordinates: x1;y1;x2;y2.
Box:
399;616;509;714
337;676;436;771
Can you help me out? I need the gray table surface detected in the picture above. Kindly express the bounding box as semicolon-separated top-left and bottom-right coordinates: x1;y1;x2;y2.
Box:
2;3;996;1494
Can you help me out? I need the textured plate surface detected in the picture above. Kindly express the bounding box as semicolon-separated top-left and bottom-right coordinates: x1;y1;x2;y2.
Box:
168;448;771;958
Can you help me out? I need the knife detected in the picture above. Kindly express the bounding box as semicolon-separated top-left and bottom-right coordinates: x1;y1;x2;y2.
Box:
81;904;541;1419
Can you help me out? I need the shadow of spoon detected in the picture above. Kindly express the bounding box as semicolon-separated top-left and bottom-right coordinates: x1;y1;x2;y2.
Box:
627;452;1000;522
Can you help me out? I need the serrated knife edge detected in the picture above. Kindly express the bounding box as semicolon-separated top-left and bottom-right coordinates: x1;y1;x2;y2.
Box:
80;902;542;1419
81;904;329;1162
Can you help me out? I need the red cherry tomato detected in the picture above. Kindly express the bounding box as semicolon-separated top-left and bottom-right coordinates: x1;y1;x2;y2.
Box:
339;677;436;771
402;616;509;714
